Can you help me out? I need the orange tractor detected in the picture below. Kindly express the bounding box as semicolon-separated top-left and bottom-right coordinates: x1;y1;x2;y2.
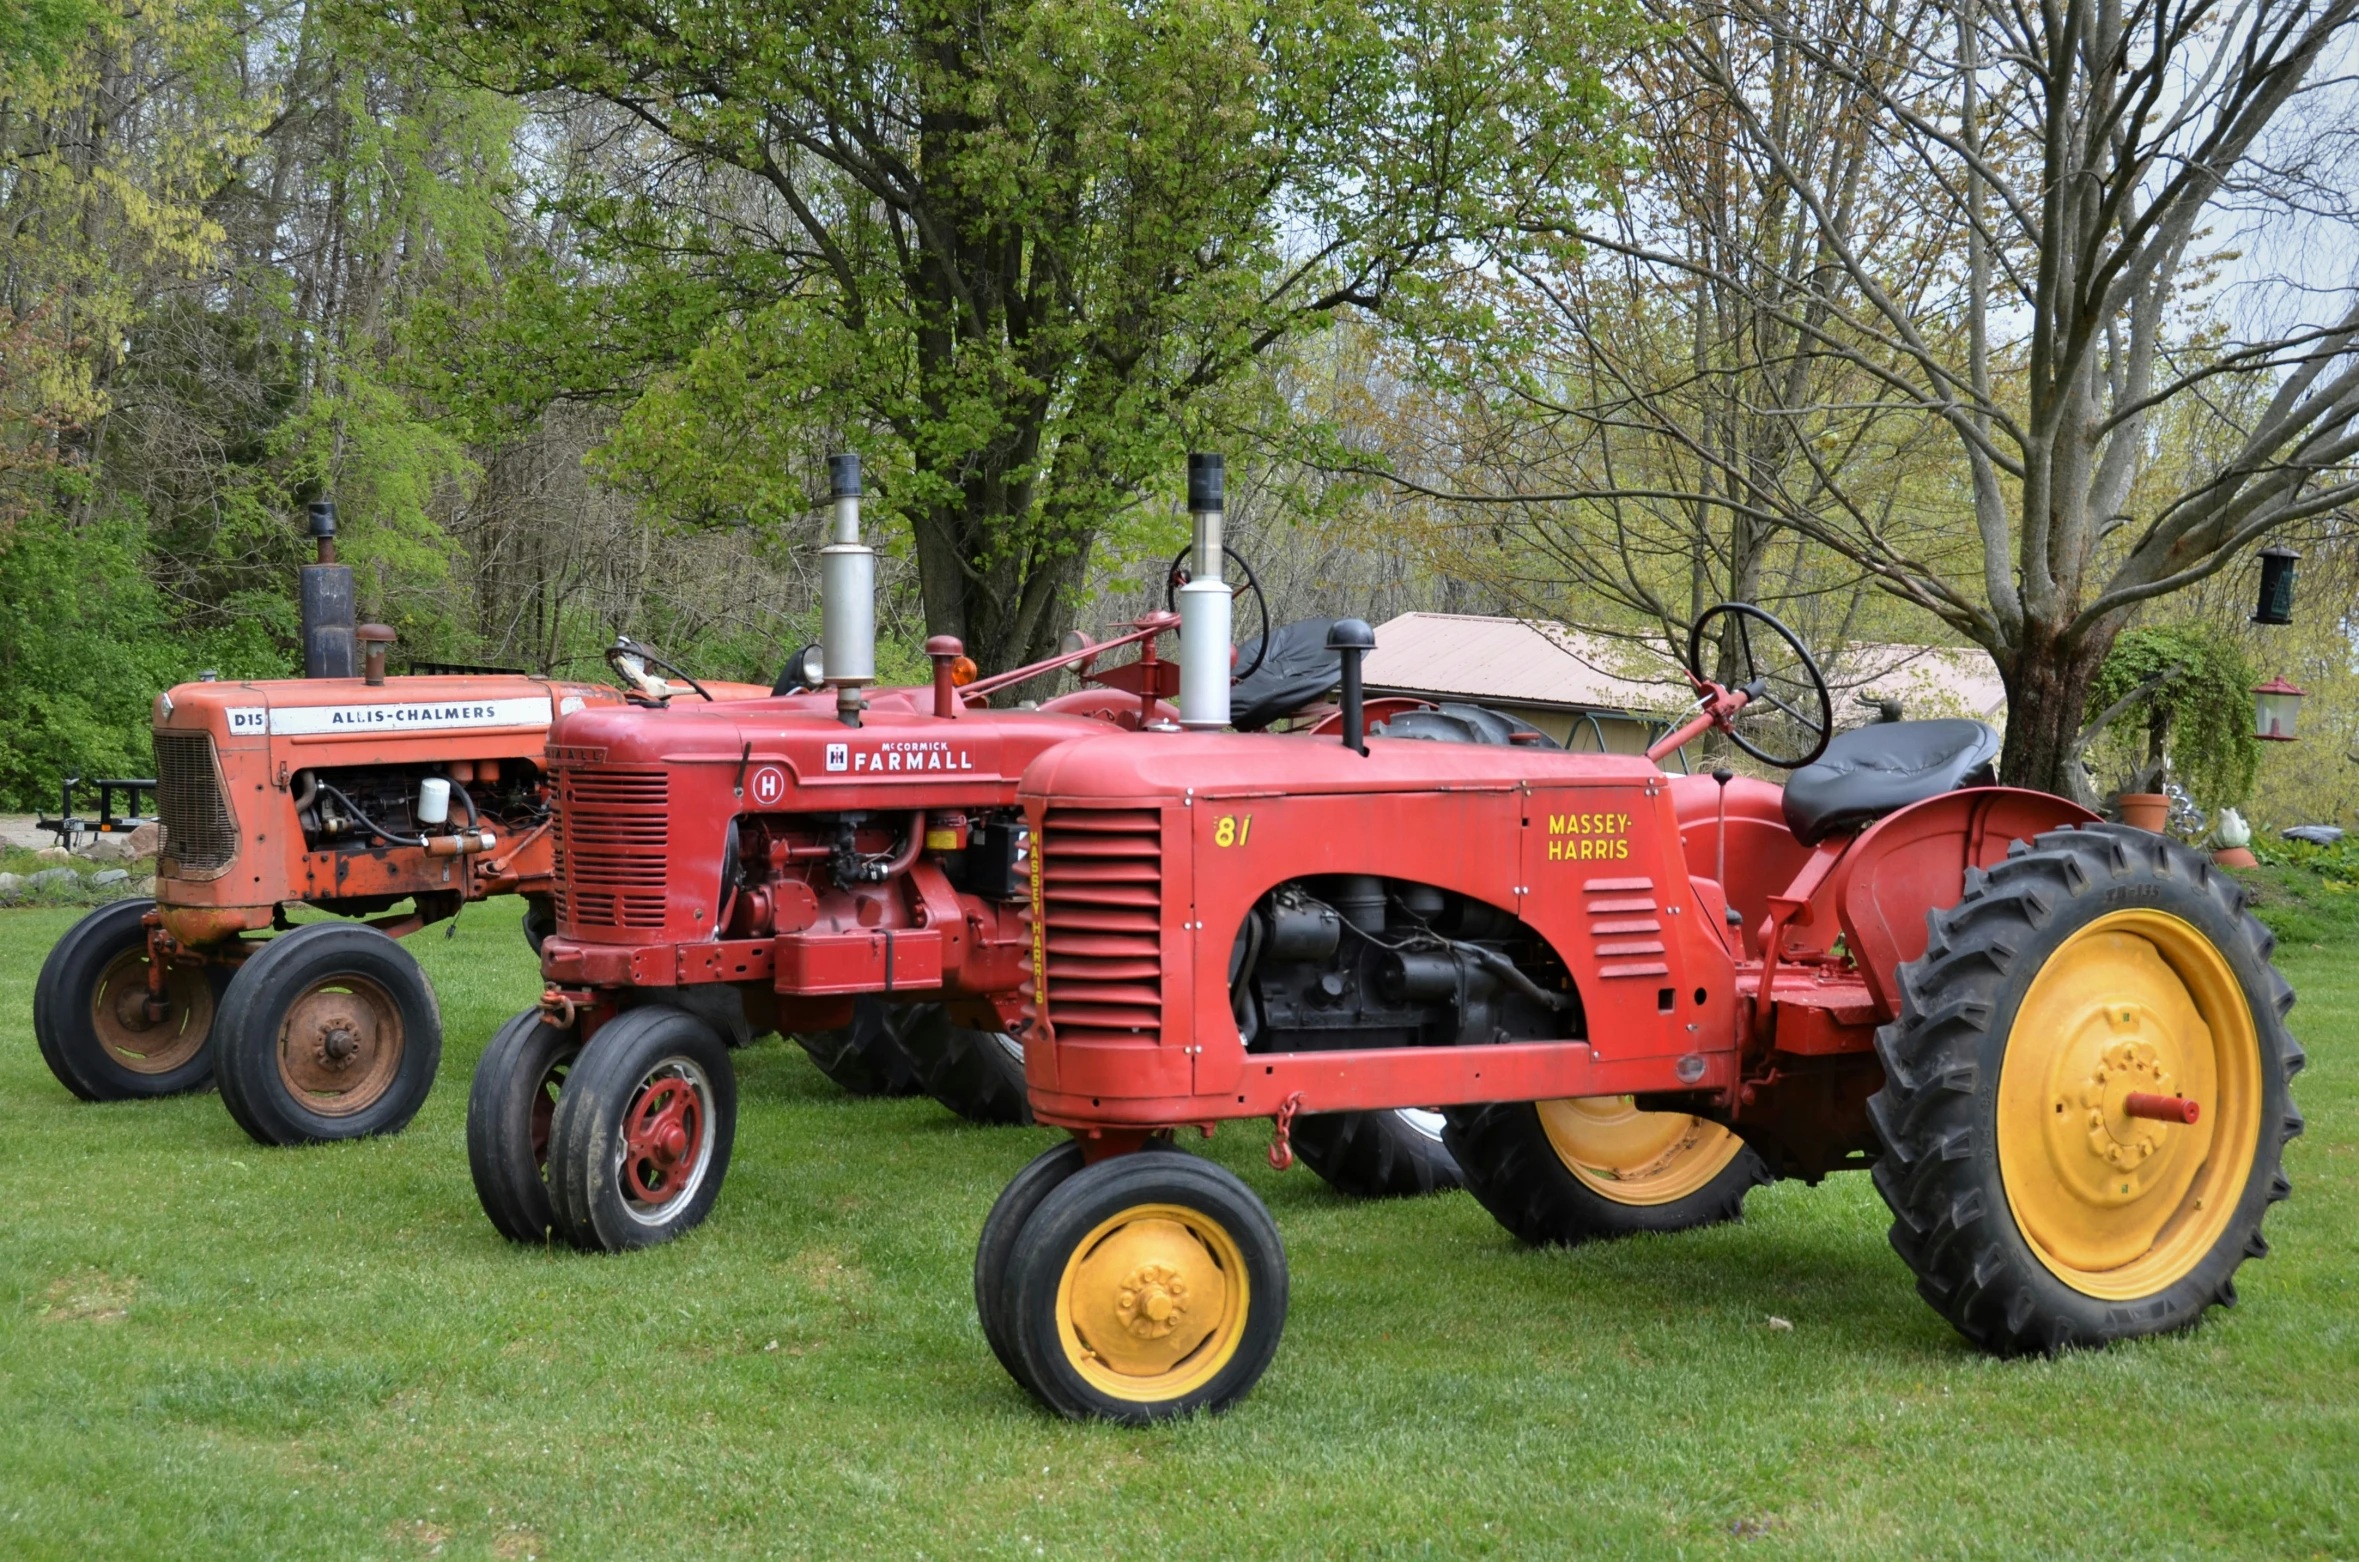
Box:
980;600;2303;1420
31;500;771;1143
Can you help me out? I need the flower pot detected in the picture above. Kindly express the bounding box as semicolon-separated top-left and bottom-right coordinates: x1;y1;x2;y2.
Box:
2212;846;2259;868
2118;793;2170;833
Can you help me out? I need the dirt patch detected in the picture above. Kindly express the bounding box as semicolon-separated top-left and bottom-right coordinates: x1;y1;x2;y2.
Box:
42;1270;136;1323
492;1527;545;1559
390;1518;451;1551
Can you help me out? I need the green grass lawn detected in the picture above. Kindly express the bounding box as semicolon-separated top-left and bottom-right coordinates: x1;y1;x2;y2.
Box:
1;896;2352;1560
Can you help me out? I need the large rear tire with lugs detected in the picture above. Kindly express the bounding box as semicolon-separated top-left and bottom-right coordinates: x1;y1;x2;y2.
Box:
1445;1097;1769;1241
1869;822;2302;1355
792;997;926;1098
897;1003;1031;1125
1289;1107;1463;1198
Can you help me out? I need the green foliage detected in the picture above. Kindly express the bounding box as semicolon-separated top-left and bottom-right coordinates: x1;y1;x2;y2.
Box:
2084;624;2262;811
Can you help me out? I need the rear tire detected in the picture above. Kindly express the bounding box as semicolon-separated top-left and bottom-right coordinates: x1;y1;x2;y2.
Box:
33;898;225;1100
1869;822;2301;1354
215;922;442;1145
521;894;556;957
467;1008;580;1243
1290;1107;1462;1198
898;1003;1031;1124
1445;1098;1769;1242
1002;1152;1287;1422
792;996;926;1097
547;1006;735;1252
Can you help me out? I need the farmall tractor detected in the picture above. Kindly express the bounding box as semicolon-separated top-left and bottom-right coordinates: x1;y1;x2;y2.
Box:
30;500;771;1143
467;455;1462;1253
979;599;2303;1421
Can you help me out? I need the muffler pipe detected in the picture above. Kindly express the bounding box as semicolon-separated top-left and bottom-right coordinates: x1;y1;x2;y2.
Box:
299;500;356;679
1177;453;1231;729
1327;618;1375;754
820;453;875;728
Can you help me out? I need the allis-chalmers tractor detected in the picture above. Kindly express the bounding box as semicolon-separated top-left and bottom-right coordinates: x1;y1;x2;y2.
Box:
975;598;2303;1422
31;500;771;1144
466;455;1463;1253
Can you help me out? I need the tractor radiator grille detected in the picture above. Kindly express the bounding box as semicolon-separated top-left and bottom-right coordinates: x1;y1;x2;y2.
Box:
557;768;669;929
151;730;238;879
1036;807;1163;1045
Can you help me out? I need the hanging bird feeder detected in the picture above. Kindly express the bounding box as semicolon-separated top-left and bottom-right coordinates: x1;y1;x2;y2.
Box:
2252;545;2300;625
2253;676;2305;741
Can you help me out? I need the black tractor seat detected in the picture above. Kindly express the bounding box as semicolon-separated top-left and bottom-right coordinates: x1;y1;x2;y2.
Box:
1780;719;2000;846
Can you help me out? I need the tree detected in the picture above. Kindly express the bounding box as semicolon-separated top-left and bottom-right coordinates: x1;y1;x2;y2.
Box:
1379;0;2359;797
391;0;1633;673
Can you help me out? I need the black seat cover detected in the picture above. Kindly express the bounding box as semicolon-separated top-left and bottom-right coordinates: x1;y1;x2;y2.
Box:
1780;719;2000;845
1230;618;1341;732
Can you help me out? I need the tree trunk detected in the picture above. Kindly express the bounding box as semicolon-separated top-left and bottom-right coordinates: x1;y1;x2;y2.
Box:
1996;618;2115;808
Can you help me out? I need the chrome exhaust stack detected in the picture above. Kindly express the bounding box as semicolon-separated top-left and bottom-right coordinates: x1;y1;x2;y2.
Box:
1176;453;1231;730
820;452;875;728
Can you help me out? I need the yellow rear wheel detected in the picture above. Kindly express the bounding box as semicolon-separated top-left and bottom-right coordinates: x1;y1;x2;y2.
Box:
1538;1097;1748;1206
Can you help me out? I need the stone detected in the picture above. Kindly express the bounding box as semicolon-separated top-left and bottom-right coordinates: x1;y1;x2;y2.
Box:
90;868;130;886
126;822;162;857
29;867;75;887
86;834;135;863
0;871;21;891
34;845;72;865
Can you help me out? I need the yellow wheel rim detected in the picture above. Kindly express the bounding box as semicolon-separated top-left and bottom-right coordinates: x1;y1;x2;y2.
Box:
1537;1097;1745;1205
1055;1202;1249;1404
1996;909;2260;1299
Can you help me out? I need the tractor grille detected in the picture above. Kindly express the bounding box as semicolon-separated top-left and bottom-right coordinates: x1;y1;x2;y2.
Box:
151;730;238;879
557;768;669;929
1036;808;1164;1045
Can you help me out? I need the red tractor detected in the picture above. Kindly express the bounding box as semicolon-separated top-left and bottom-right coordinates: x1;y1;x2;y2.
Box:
31;499;771;1144
467;455;1460;1253
978;602;2303;1421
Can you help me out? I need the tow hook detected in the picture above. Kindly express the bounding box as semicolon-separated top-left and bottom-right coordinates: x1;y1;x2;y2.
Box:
539;986;586;1029
1267;1090;1306;1171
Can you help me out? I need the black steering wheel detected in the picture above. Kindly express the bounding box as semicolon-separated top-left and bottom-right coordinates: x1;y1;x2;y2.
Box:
1684;603;1832;768
1165;544;1272;684
605;636;715;702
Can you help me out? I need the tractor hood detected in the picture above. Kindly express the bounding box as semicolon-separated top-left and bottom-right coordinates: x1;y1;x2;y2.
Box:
1020;729;1661;806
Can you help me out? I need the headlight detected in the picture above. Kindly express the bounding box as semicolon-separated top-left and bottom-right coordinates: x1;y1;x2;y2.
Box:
786;642;825;690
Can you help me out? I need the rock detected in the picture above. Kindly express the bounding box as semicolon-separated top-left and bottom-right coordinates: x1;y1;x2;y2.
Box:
34;845;72;865
90;868;130;886
86;834;135;863
0;872;20;890
30;867;76;887
126;822;162;857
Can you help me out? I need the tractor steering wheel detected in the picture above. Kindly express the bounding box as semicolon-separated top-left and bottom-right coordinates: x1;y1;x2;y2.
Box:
1684;603;1832;768
605;637;716;702
1165;544;1272;684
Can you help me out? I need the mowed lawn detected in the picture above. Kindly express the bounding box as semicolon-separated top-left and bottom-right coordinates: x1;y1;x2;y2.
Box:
0;902;2352;1561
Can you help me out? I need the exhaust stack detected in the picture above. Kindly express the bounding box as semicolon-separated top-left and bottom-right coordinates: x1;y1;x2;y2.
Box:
299;500;356;679
820;452;875;728
1176;452;1231;729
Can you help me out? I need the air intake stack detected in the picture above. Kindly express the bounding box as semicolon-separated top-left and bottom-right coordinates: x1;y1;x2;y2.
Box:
299;500;356;679
1177;453;1231;729
820;452;875;728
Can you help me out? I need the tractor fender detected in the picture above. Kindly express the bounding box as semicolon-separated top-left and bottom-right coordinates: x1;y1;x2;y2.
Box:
1822;788;2099;1019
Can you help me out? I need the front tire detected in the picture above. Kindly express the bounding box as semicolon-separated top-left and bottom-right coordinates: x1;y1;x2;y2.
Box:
215;922;442;1145
1869;823;2302;1354
33;898;225;1100
547;1007;735;1252
1446;1098;1769;1242
467;1008;580;1243
1001;1152;1287;1422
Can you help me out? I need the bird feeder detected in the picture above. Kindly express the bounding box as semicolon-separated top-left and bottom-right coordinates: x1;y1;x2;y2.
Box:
2253;676;2305;741
2252;545;2299;625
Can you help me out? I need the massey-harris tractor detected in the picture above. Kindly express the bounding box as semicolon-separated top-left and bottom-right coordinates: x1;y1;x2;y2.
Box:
978;603;2303;1422
31;500;771;1144
467;454;1461;1253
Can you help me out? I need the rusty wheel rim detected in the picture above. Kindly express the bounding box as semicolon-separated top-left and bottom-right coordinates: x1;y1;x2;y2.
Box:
613;1057;715;1225
90;948;214;1075
275;975;405;1117
529;1047;576;1178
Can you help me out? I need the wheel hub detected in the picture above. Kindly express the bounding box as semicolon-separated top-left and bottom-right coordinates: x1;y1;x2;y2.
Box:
277;978;404;1115
318;1023;362;1068
91;947;213;1075
2065;1030;2177;1179
621;1074;705;1208
1069;1218;1226;1377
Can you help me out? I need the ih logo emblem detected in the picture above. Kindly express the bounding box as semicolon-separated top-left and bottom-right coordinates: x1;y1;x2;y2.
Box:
825;742;849;773
749;765;788;805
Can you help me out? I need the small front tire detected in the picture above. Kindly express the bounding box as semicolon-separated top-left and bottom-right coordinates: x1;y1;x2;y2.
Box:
1002;1152;1286;1422
33;898;225;1100
467;1007;581;1243
215;922;442;1145
547;1007;736;1253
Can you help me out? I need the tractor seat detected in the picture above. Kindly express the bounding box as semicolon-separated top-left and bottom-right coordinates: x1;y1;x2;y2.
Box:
1780;719;2000;846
